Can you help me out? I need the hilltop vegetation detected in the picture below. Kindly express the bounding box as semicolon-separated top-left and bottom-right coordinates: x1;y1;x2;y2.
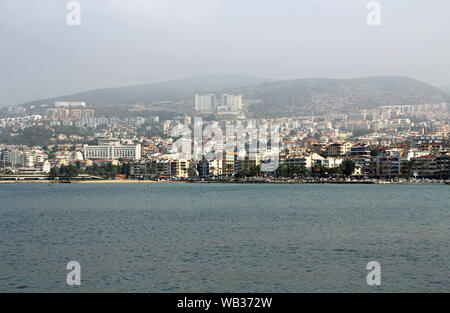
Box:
17;75;449;118
223;76;449;117
20;74;272;108
0;126;53;146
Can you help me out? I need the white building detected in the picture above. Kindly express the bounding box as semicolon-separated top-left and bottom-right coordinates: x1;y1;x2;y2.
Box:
35;160;51;173
70;151;84;161
282;153;325;169
22;152;34;167
323;157;344;168
54;101;86;108
221;94;243;111
195;94;216;113
209;159;224;176
83;142;141;160
2;150;23;166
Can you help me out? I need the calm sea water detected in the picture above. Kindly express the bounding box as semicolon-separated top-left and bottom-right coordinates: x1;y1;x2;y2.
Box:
0;183;449;292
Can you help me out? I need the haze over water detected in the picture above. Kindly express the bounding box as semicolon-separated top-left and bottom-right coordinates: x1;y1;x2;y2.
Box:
0;183;449;292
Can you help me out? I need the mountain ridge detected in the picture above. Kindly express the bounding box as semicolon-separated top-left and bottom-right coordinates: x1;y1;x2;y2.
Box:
19;74;274;108
442;85;450;95
17;75;449;117
220;76;449;116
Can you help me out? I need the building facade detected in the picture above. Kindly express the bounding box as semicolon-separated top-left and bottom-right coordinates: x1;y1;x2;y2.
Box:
83;143;141;160
195;94;216;113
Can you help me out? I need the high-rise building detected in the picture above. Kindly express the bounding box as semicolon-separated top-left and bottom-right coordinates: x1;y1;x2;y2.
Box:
57;108;70;120
222;94;242;111
70;109;83;120
83;109;95;119
195;94;216;113
55;101;86;108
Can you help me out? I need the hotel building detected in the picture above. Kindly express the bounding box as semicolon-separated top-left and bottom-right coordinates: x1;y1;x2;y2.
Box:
83;139;141;160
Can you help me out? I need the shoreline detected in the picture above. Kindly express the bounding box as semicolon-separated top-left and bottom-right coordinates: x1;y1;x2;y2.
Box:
0;179;448;185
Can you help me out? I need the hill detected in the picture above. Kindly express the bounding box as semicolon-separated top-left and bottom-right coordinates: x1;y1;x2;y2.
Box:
20;74;273;109
19;75;449;117
442;86;450;95
221;76;449;116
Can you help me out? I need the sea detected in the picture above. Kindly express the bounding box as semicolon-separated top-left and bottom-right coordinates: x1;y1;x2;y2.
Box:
0;183;449;292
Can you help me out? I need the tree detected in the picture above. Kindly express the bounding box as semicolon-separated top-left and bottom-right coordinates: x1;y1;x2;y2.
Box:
59;164;79;178
275;165;288;177
225;164;233;175
341;159;356;177
313;165;327;177
146;165;157;175
188;165;198;178
401;160;411;178
120;163;131;178
248;165;261;177
49;166;59;179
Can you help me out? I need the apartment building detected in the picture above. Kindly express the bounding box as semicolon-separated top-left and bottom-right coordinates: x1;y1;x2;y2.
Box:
327;142;352;156
170;159;189;178
371;149;403;177
197;158;209;178
195;94;216;113
350;143;371;174
410;153;450;178
234;154;261;173
209;159;224;176
281;153;325;169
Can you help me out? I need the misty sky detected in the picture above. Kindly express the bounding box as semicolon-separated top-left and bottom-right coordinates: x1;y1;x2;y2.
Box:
1;0;449;107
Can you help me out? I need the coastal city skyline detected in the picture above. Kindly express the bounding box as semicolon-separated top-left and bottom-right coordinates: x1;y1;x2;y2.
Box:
1;88;449;183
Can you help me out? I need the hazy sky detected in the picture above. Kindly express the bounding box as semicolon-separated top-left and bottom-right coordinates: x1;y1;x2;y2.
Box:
1;0;449;107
